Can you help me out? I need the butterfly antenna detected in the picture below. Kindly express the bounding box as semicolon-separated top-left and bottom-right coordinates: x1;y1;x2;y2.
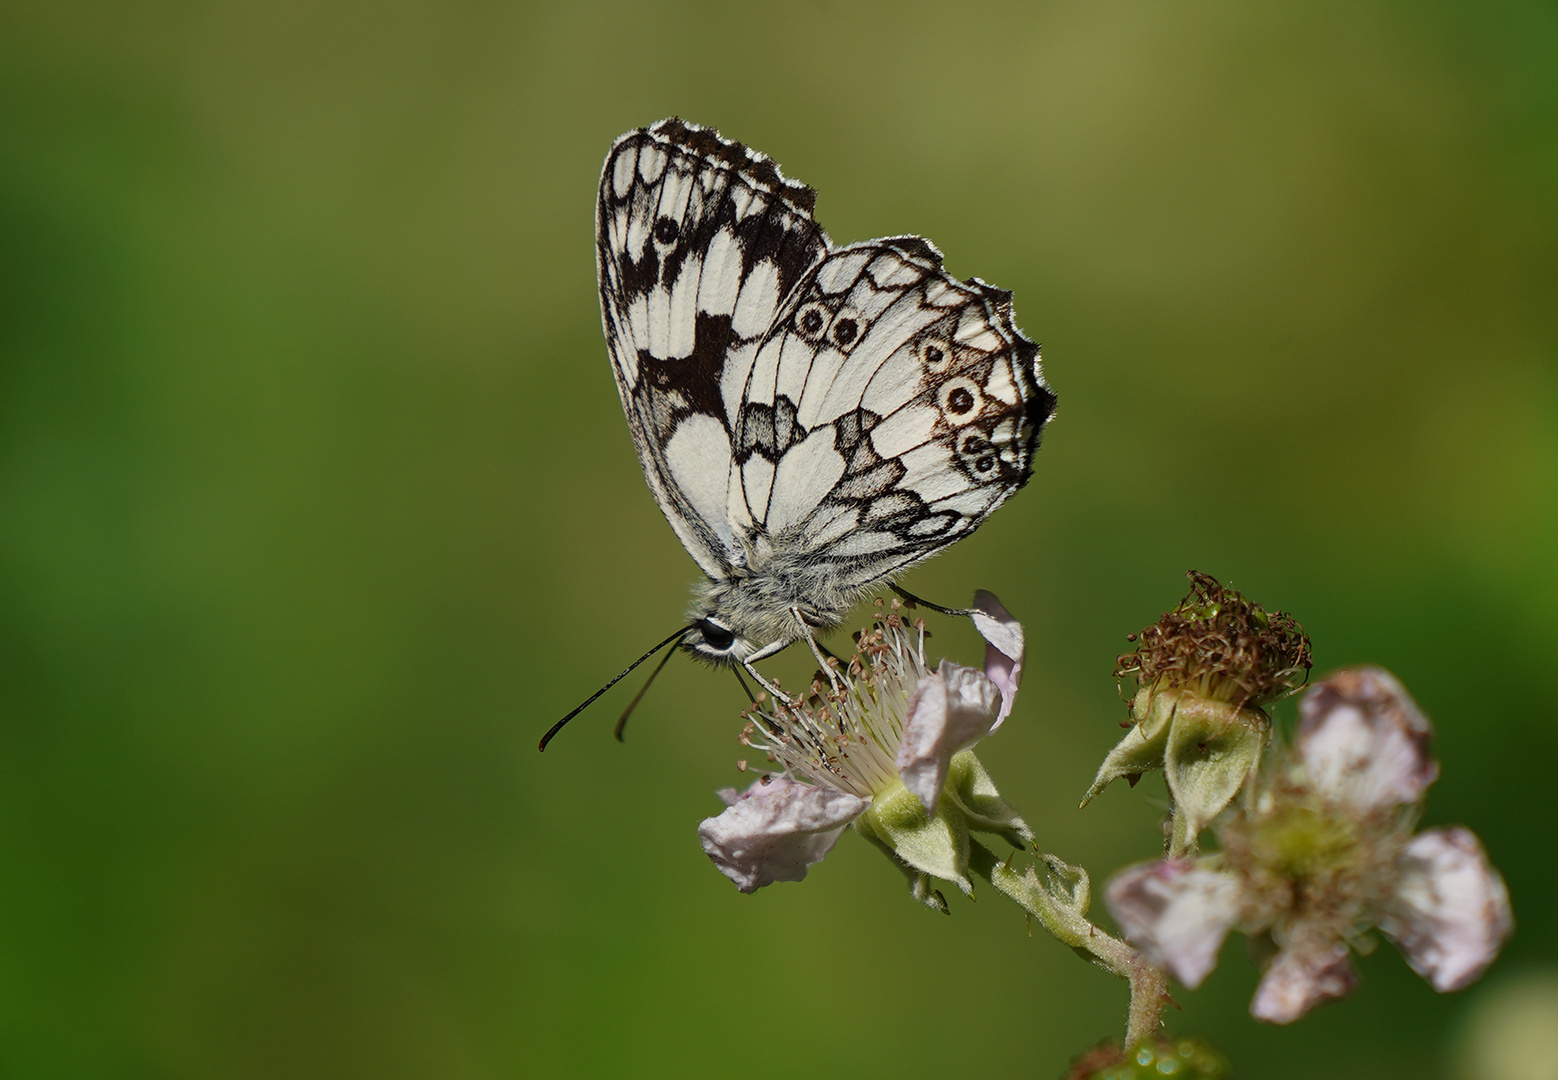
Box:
890;584;980;619
539;626;692;751
613;639;680;742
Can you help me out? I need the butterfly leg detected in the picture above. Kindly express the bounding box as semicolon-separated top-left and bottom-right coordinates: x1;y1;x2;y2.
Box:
790;606;844;694
740;638;799;706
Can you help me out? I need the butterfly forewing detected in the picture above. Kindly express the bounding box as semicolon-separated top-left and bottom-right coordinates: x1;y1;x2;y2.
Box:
596;120;827;578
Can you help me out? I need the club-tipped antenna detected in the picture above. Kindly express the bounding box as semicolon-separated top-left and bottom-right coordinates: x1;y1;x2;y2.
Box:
613;639;680;742
539;626;692;751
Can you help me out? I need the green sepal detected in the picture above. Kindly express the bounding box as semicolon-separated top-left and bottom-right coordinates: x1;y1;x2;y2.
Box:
1080;688;1173;808
854;815;950;913
857;778;973;895
1163;694;1267;842
945;750;1035;850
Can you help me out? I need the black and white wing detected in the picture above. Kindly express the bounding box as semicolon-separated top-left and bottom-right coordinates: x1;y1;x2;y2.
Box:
596;118;828;580
729;238;1056;586
596;118;1055;596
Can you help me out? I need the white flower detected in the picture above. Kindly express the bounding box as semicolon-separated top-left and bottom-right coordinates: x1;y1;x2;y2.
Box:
698;594;1028;900
1104;666;1512;1023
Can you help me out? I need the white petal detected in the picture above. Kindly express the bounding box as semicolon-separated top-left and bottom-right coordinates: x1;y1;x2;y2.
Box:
971;589;1024;730
1298;667;1438;813
1380;827;1513;992
1250;943;1357;1023
895;661;1002;814
1104;860;1242;989
698;778;867;893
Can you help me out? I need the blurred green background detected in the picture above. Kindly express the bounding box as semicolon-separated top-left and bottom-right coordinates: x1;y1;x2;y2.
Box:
2;0;1554;1077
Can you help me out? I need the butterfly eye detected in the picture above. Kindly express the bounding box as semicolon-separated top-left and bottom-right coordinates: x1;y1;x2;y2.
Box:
697;619;736;651
795;303;829;339
653;216;680;245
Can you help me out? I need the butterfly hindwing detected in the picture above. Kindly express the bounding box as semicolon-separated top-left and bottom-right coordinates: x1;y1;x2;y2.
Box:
730;239;1055;582
596;119;828;577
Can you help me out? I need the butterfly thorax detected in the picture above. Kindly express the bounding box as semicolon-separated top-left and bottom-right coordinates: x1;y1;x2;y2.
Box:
682;552;871;664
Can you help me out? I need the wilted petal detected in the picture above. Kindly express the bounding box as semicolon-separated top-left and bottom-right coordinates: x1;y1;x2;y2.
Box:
896;661;1002;814
698;778;867;893
971;590;1024;729
1250;942;1358;1023
1380;827;1513;992
1104;860;1242;989
1299;667;1438;813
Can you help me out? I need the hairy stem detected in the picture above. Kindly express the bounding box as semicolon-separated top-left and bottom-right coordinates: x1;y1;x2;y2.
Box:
969;841;1169;1048
1168;809;1198;860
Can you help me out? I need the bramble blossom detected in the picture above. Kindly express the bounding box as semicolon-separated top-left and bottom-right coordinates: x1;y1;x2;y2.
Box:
698;593;1030;908
1105;667;1511;1023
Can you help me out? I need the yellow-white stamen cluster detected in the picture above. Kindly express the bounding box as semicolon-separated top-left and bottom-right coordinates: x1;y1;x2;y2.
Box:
742;608;928;800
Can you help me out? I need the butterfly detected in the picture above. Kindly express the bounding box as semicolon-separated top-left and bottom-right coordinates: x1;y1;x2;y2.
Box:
542;118;1055;747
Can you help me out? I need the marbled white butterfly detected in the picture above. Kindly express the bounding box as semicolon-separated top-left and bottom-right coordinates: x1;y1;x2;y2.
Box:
542;119;1055;747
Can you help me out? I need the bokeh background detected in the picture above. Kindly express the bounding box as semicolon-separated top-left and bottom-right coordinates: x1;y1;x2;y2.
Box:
3;1;1555;1077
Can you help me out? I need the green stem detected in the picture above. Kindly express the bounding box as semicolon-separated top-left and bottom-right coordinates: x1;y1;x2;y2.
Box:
1168;809;1198;859
968;840;1169;1048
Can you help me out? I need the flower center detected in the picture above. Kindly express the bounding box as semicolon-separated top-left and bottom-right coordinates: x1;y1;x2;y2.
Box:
742;613;929;799
1246;802;1359;882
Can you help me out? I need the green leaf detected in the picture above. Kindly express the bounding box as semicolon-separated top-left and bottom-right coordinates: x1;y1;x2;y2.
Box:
1163;695;1267;842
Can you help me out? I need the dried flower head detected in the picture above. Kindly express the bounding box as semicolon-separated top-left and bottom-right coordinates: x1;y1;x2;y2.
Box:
1086;573;1313;851
1116;571;1312;710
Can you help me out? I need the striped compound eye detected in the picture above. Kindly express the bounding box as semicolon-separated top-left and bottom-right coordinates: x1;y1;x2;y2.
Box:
696;619;736;651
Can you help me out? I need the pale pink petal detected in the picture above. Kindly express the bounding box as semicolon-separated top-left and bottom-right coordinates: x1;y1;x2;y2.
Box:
972;590;1024;730
1298;667;1438;813
1250;943;1358;1023
895;661;1002;814
1104;859;1242;989
698;777;867;893
1380;827;1513;992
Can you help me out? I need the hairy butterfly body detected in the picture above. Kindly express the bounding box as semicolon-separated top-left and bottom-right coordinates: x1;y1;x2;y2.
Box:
597;118;1056;679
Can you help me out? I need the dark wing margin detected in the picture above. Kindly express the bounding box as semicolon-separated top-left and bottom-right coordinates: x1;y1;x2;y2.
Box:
596;118;830;576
